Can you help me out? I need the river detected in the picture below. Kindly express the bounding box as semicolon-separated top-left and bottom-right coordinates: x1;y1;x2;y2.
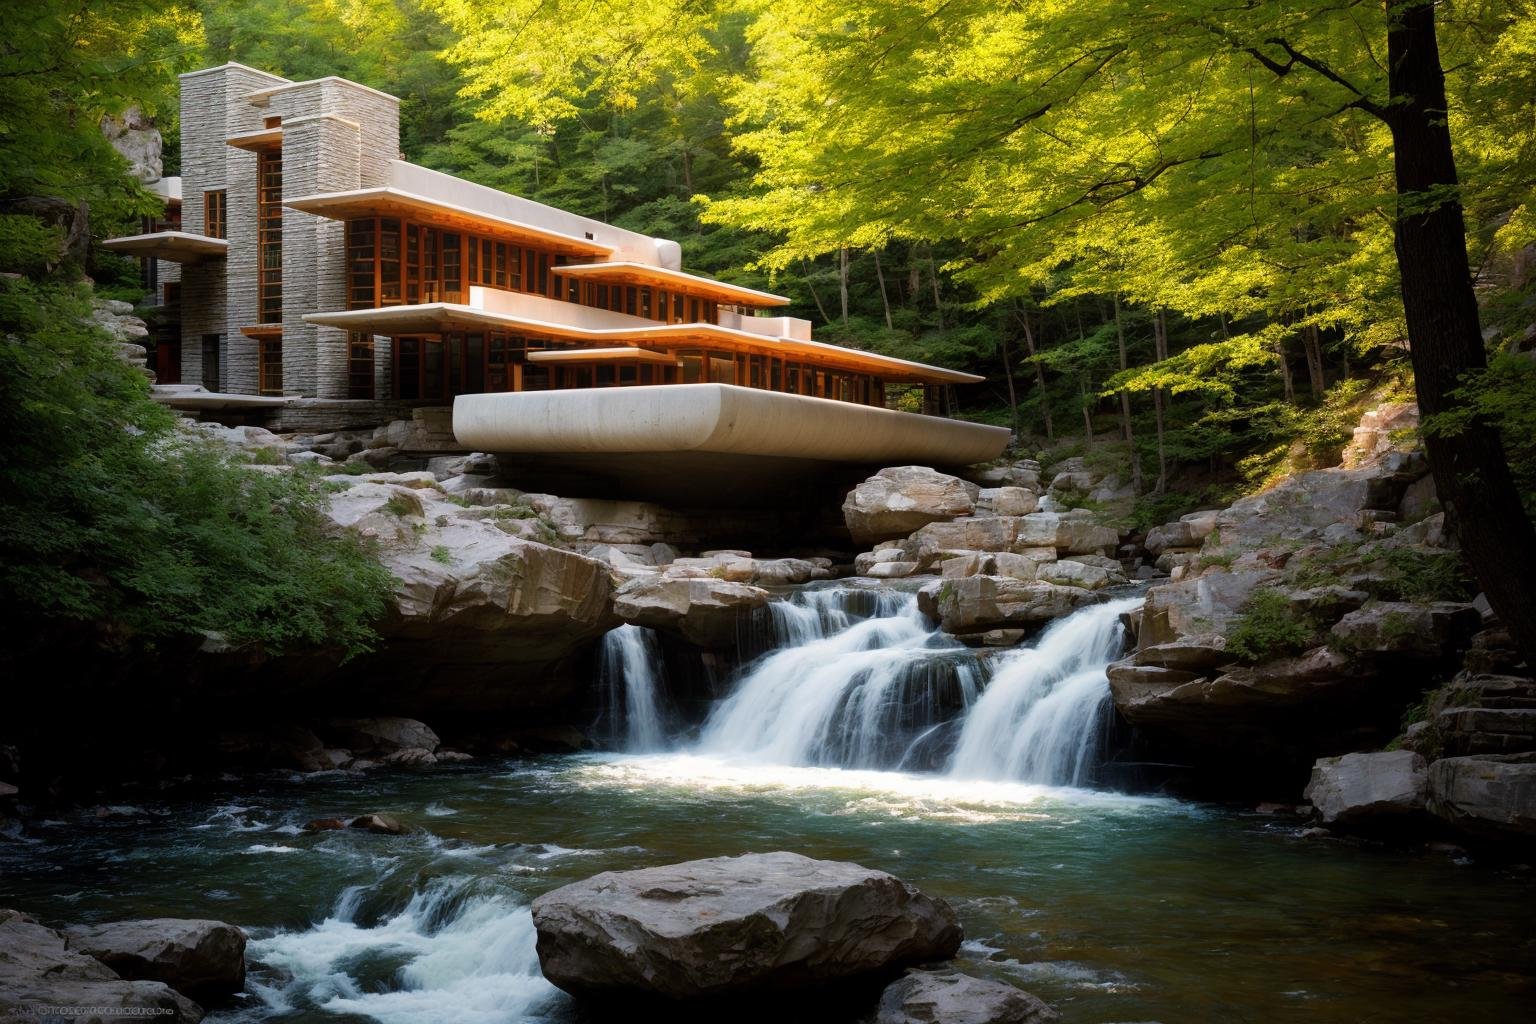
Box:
0;585;1531;1022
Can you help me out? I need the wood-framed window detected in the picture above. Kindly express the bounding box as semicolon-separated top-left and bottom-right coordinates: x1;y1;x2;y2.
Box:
347;332;374;399
256;150;282;323
258;336;283;396
203;190;226;239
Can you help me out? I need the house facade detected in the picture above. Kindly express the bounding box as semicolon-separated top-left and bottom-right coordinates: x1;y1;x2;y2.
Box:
106;64;1010;469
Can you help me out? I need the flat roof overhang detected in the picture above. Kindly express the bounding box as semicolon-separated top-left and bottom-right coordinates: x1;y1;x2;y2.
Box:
151;385;290;410
454;383;1010;469
285;187;615;258
557;262;789;308
227;127;282;151
304;304;983;385
526;347;680;366
101;231;228;264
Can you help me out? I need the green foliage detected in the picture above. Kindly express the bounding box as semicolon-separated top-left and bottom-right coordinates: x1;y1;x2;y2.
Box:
0;278;392;659
430;545;453;565
385;495;419;518
1226;590;1319;663
1360;548;1475;604
1424;351;1536;516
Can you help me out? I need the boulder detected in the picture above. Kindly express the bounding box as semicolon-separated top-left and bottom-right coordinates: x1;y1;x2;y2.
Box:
318;479;618;711
1425;753;1536;839
1014;513;1120;555
1143;512;1219;556
1133;637;1231;673
1135;570;1277;649
63;919;246;1002
873;969;1059;1024
905;518;1019;567
1303;751;1428;826
614;576;771;647
531;852;961;1002
321;717;439;756
842;467;980;544
1437;708;1536;756
1110;646;1359;728
975;487;1038;517
0;910;203;1023
1330;602;1481;658
1034;559;1115;590
349;813;407;835
918;577;1095;634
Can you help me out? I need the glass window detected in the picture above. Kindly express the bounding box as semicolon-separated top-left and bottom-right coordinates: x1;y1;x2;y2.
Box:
348;332;374;399
681;352;703;383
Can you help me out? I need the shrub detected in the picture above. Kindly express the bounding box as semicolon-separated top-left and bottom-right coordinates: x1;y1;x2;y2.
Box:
0;278;393;659
430;545;453;565
1225;590;1319;662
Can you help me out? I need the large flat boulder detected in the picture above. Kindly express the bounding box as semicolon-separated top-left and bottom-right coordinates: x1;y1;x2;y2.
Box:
1304;751;1428;826
1330;602;1481;658
614;576;771;647
63;919;246;1002
918;577;1096;634
874;969;1059;1024
319;717;439;756
1426;753;1536;839
0;910;203;1023
1135;570;1277;649
531;852;962;1002
844;467;979;545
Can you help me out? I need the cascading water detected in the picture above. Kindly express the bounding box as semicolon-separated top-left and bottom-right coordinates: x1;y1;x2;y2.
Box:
947;596;1143;786
597;624;668;752
246;865;556;1023
697;588;984;770
689;584;1145;786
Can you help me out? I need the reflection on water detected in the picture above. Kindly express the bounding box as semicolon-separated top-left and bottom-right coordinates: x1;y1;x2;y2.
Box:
0;756;1532;1024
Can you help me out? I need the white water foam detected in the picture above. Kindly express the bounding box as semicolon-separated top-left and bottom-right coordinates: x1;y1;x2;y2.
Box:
246;879;557;1024
599;624;668;752
698;590;980;768
563;752;1178;825
949;596;1143;785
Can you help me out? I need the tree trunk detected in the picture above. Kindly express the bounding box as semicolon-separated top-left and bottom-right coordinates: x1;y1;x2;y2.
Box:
927;245;945;331
1277;334;1296;404
1081;376;1094;442
800;259;832;324
1302;324;1326;397
999;314;1021;436
873;249;893;329
1152;308;1169;494
1385;0;1536;659
1113;293;1141;494
1016;304;1053;440
838;247;850;324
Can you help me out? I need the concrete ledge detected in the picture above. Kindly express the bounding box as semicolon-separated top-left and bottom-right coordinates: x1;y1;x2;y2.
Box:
453;384;1010;466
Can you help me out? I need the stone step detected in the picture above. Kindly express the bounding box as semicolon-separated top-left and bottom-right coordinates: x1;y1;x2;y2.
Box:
1438;707;1536;757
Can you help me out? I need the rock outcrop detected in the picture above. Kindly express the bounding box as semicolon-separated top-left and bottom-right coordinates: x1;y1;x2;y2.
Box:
613;575;771;648
873;969;1059;1024
843;467;979;545
0;910;204;1023
1303;751;1428;827
1425;753;1536;839
531;852;962;1002
62;919;246;1002
918;577;1096;634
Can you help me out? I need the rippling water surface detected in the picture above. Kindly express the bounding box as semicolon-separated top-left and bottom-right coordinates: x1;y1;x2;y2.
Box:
2;754;1532;1023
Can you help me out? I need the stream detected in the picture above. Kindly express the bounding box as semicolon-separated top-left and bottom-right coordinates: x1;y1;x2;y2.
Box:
1;585;1532;1022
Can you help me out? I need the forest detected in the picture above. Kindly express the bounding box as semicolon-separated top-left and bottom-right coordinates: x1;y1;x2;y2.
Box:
8;0;1533;649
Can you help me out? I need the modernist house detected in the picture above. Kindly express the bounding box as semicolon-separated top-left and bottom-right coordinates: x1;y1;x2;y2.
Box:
106;64;1009;486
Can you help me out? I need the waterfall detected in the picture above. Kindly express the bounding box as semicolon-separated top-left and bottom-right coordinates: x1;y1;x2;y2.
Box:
599;624;668;752
697;588;983;770
947;596;1143;786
